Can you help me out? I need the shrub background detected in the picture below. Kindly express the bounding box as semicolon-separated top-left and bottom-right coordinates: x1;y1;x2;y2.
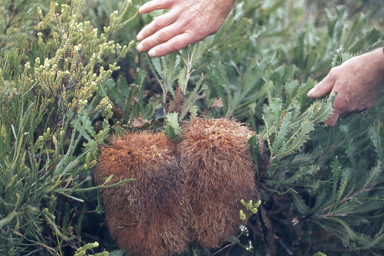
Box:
1;0;384;255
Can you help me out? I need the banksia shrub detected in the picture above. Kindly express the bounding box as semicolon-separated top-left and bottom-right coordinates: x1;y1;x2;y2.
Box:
178;118;258;248
94;131;189;256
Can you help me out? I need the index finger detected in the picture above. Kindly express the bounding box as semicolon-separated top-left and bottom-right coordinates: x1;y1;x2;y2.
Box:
307;68;338;98
139;0;174;14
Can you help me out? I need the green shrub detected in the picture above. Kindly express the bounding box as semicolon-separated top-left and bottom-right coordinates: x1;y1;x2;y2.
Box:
0;0;136;254
1;0;384;255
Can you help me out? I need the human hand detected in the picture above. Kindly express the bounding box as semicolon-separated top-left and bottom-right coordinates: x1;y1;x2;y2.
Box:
307;48;384;126
136;0;236;57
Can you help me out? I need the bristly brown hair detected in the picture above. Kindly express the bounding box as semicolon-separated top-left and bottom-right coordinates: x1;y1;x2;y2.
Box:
94;131;189;256
178;118;258;248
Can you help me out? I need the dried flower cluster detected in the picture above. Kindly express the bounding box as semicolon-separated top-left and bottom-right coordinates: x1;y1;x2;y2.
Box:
95;118;259;256
94;132;189;256
178;118;257;248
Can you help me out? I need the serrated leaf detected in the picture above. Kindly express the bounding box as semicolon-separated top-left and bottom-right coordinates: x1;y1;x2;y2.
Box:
71;115;96;143
304;50;318;73
335;167;353;206
285;165;319;184
166;52;180;83
189;105;198;117
270;98;283;130
151;57;163;79
272;112;291;154
359;233;384;250
310;98;334;124
134;69;146;87
291;192;311;214
207;63;229;90
289;153;314;170
284;80;298;107
361;160;382;190
340;124;358;170
106;78;124;107
276;122;314;158
177;67;187;93
331;157;342;202
329;217;358;240
301;180;320;196
368;122;383;159
333;197;361;214
123;84;140;123
117;77;129;99
166;112;182;136
164;123;175;138
349;199;384;214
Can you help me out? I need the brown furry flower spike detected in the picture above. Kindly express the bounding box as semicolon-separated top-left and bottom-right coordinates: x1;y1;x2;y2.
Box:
94;131;189;256
178;118;258;248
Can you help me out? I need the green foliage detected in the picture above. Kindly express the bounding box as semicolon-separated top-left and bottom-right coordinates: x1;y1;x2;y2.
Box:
241;199;262;215
0;0;136;254
2;0;384;255
74;242;108;256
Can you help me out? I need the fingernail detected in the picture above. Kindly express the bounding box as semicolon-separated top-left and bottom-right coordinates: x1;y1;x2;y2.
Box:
307;88;315;97
139;6;144;13
137;44;144;52
137;32;143;41
148;49;157;57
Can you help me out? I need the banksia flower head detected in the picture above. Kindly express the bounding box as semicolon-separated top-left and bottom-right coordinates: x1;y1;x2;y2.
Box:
94;131;189;256
178;118;258;248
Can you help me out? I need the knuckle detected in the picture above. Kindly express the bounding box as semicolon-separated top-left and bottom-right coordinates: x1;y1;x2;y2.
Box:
328;68;339;80
333;100;346;112
170;38;185;52
154;0;163;9
187;29;205;41
158;30;170;41
154;17;164;27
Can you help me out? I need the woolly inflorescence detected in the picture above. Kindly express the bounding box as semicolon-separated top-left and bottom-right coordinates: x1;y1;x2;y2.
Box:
178;118;258;248
94;131;189;256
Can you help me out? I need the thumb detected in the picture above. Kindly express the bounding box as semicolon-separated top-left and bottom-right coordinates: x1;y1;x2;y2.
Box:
307;74;336;98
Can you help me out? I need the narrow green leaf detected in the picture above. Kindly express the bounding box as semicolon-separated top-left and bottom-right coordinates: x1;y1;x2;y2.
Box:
117;77;129;98
340;124;358;170
348;199;384;214
134;69;146;87
361;160;382;190
329;217;358;240
304;50;318;73
270;98;283;131
166;112;182;136
368;122;383;159
335;167;353;206
151;57;164;79
276;122;314;158
291;192;311;214
343;14;366;49
106;78;124;107
333;197;361;214
123;84;140;123
284;80;298;107
310;98;334;124
331;157;342;202
273;112;291;154
284;165;320;184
